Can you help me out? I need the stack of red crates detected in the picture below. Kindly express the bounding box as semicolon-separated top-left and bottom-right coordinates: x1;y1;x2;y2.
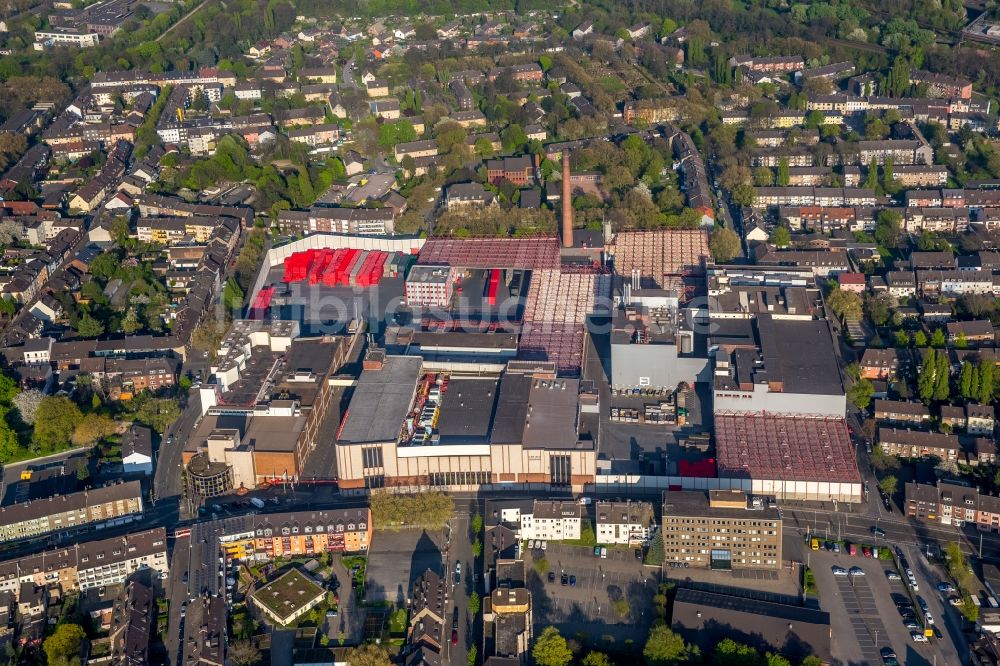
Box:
282;250;315;282
356;251;388;287
308;249;335;284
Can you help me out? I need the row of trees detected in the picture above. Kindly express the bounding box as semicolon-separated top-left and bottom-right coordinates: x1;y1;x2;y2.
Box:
531;623;822;666
369;490;454;530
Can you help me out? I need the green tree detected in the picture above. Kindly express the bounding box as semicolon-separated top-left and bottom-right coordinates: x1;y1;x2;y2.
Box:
776;158;790;186
468;591;481;615
978;361;995;405
582;652;611;666
532;627;572;666
713;639;765;666
766;654;791;666
961;361;976;399
894;330;910;348
644;625;700;666
43;623;86;666
931;327;946;348
471;538;482;558
709;227;741;262
468;645;477;666
918;348;938;403
34;396;83;451
71;413;116;447
223;277;245;311
914;330;928;348
863;158;879;191
0;408;22;463
770;226;791;248
0;372;18;405
879;474;898;497
76;312;105;338
848;378;875;409
826;287;863;321
500;124;528;152
539;54;553;72
801;658;823;666
934;349;951;402
730;183;756;207
955;331;968;349
346;643;392;666
121;308;141;335
874;209;902;247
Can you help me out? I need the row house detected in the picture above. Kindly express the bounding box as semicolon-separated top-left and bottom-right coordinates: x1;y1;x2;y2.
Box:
0;528;167;600
780;206;875;233
906;481;1000;531
873;399;930;426
752;186;877;209
218;509;372;562
905;189;967;208
860;349;903;381
946;319;995;346
878;427;959;462
0;481;144;543
786;167;831;186
910;69;972;100
856;139;933;166
394;139;438;160
795;61;855;84
275;206;395;236
287;124;339;147
917;270;993;297
83;356;178;400
729;55;803;73
751;149;815;168
519;501;582;541
894;165;949;187
623;99;681;125
135;216;219;244
486;156;537;186
905;208;970;234
752;246;850;277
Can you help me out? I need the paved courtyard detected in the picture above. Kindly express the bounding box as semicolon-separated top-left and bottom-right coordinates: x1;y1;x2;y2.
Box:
525;543;659;648
366;528;446;605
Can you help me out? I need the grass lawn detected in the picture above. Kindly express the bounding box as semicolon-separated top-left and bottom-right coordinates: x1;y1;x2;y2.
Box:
388;608;408;636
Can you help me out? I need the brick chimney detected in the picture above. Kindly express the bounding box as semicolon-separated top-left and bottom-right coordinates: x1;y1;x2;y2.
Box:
561;151;573;248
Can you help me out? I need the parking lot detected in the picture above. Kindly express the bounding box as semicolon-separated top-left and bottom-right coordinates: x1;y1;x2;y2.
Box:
525;543;659;646
366;528;445;605
809;546;943;666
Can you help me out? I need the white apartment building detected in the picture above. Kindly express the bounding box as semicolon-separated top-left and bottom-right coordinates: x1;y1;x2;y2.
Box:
519;501;582;542
595;501;655;545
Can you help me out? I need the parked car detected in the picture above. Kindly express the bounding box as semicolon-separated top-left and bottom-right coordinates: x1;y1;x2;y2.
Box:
937;582;956;593
872;527;886;538
561;573;568;586
547;571;555;583
910;632;928;643
832;566;848;576
594;546;601;557
451;630;458;646
863;547;871;558
848;544;857;556
833;542;841;554
849;567;865;577
569;575;576;587
886;571;901;581
903;620;920;630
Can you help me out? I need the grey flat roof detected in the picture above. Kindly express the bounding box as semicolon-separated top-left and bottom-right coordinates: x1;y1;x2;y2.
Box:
757;314;843;395
662;491;781;521
338;356;421;444
522;378;579;449
490;373;532;444
436;377;499;443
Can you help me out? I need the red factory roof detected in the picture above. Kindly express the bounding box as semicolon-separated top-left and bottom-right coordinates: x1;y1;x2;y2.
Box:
714;413;861;484
517;322;585;377
418;236;561;270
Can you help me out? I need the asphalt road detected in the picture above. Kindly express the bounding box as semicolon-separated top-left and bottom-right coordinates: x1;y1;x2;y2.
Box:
153;387;202;511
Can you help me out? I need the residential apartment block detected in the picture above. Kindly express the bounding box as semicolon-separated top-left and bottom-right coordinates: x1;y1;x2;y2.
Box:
878;427;959;462
0;481;143;543
661;490;783;570
906;481;1000;531
595;501;654;546
520;501;582;542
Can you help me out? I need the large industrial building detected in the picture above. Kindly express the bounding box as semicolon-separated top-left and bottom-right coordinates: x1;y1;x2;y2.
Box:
713;314;846;417
334;353;596;492
714;413;862;502
187;319;361;488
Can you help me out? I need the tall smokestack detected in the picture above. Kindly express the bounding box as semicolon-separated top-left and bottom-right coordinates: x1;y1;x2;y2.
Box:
561;151;573;248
